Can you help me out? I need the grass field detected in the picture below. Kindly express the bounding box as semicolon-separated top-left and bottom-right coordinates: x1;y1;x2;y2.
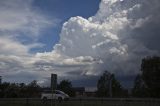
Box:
0;98;160;106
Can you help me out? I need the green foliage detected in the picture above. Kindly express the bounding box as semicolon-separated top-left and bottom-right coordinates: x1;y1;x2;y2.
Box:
96;71;127;97
97;71;112;97
132;75;149;97
58;80;75;97
26;80;41;97
0;80;41;98
141;56;160;97
132;56;160;98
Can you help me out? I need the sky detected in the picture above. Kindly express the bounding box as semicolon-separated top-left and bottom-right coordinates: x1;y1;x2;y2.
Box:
0;0;160;89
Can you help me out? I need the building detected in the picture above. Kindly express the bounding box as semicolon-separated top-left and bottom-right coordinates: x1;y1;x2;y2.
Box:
84;87;97;97
73;87;85;97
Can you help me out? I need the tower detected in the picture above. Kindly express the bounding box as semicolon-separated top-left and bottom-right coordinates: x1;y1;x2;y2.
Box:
51;74;57;90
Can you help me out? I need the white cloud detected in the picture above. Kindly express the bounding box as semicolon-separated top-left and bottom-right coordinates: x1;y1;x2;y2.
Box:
0;37;29;56
1;0;160;86
34;0;160;77
0;0;59;38
0;0;59;82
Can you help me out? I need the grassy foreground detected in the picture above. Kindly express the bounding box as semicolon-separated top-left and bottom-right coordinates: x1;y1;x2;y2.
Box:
0;98;160;106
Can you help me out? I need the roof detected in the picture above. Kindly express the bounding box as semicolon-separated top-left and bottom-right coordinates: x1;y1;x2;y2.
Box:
73;87;85;92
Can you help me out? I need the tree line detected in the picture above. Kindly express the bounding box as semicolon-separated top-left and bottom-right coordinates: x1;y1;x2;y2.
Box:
0;80;41;98
97;56;160;98
0;56;160;98
132;56;160;98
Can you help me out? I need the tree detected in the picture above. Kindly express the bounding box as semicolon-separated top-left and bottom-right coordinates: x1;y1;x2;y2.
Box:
19;83;28;98
132;74;149;97
5;83;20;98
58;80;75;97
0;83;22;98
27;80;41;98
0;82;10;97
0;81;41;98
96;71;126;97
141;56;160;97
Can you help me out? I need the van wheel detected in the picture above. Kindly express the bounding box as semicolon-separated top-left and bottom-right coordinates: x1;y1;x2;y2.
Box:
58;97;62;102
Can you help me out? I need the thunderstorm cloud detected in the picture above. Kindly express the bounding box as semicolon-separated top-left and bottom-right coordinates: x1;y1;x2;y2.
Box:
0;0;160;87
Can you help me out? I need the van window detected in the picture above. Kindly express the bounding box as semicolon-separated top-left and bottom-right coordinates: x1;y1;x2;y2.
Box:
55;91;61;94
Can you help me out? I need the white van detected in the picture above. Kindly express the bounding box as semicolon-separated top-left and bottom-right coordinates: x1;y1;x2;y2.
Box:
41;90;69;101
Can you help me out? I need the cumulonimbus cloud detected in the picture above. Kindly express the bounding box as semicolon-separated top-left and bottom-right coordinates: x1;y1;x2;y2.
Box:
34;0;160;77
1;0;160;86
